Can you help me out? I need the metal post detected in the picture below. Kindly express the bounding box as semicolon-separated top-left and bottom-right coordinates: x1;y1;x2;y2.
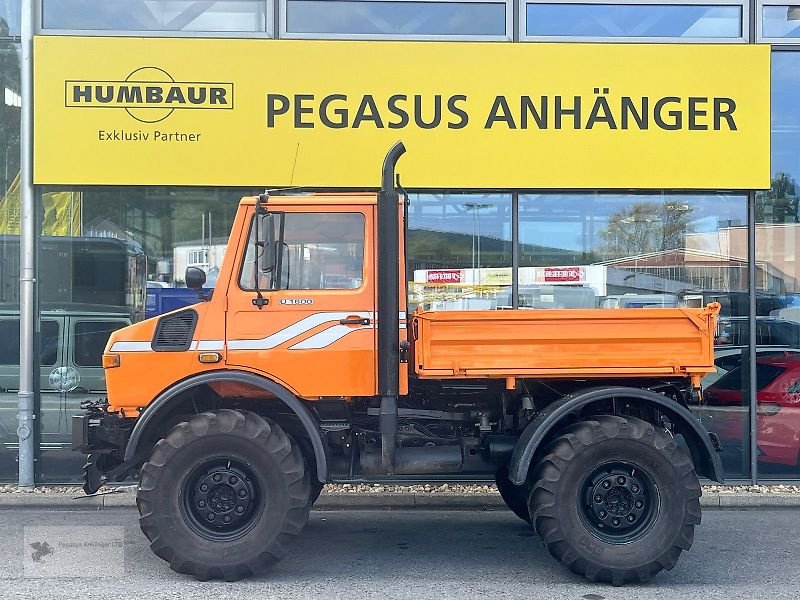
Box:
17;0;36;489
511;192;519;309
748;190;758;484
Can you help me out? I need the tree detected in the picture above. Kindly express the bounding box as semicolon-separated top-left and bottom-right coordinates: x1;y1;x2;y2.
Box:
599;200;695;258
756;172;799;224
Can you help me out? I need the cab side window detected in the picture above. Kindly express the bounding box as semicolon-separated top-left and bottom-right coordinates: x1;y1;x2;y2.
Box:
240;212;365;291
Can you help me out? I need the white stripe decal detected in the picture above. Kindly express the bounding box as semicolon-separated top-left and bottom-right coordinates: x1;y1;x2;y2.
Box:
288;325;372;350
227;311;372;351
110;311;402;353
197;340;224;351
109;341;151;352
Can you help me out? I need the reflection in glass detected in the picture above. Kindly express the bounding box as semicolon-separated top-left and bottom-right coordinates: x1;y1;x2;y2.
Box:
407;193;512;311
287;0;506;35
17;187;256;483
0;0;19;37
43;0;269;32
518;192;750;477
763;5;800;38
755;51;800;478
0;41;20;482
525;3;741;38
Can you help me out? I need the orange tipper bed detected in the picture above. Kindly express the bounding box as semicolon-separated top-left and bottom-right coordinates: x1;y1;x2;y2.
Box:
411;303;720;383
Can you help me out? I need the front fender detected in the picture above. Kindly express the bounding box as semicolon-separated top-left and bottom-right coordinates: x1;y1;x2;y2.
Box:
124;370;328;483
508;386;724;485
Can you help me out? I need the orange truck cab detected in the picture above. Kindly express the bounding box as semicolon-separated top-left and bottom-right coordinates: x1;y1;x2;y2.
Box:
74;143;723;585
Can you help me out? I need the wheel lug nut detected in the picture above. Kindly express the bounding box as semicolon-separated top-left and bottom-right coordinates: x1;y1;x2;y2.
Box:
602;481;611;489
635;500;644;509
198;500;206;508
238;489;247;498
617;476;626;485
229;476;238;485
598;510;607;518
223;516;231;523
212;474;222;483
612;518;621;527
594;494;603;503
200;484;208;492
207;513;215;521
627;515;636;523
631;484;639;493
235;506;245;514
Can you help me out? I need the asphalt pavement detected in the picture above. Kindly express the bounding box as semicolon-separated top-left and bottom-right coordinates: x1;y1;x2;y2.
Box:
0;506;797;599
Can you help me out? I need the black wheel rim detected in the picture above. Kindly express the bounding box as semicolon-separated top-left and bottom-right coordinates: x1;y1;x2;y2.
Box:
578;461;660;544
180;457;264;542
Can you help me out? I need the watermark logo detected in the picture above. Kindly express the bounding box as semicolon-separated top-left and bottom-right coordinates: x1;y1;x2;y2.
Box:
65;67;234;124
24;526;125;578
29;541;53;563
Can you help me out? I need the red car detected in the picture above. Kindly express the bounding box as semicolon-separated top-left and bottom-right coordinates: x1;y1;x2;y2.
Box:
703;355;800;467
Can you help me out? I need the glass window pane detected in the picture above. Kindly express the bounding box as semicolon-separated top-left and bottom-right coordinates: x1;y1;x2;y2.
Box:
31;186;252;483
762;5;800;38
287;0;506;36
754;50;800;479
0;40;19;483
408;193;512;311
240;213;365;291
43;0;269;33
519;192;750;477
526;3;742;38
0;318;18;364
73;321;126;367
0;1;20;37
40;320;59;367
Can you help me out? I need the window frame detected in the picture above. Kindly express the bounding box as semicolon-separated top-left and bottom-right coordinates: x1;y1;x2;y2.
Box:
279;0;514;41
757;1;800;43
37;0;276;38
520;0;750;43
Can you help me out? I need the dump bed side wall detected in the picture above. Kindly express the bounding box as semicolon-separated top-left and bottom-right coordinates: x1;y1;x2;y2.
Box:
411;307;718;380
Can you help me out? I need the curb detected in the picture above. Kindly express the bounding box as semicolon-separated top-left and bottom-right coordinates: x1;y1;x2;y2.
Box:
0;492;799;510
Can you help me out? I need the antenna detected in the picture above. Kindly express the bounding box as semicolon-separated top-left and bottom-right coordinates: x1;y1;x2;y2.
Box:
289;142;300;186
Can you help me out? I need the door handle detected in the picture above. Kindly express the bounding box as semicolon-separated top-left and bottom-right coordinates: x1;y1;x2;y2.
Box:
339;317;371;326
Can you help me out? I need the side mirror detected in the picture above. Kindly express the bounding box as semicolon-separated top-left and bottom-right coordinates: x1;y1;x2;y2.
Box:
185;266;207;291
258;214;277;274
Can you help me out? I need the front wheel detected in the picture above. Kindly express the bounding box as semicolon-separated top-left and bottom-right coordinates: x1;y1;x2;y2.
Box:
136;409;310;581
529;415;701;586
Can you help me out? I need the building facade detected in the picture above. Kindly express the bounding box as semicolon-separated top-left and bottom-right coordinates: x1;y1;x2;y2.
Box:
0;1;798;483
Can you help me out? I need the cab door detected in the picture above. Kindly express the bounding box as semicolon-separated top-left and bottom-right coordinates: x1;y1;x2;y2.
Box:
225;205;376;398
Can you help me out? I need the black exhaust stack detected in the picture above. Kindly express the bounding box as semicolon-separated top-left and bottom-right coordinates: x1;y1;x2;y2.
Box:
377;141;406;474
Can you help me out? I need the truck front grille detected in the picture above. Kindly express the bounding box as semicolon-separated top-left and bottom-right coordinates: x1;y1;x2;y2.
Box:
151;309;198;351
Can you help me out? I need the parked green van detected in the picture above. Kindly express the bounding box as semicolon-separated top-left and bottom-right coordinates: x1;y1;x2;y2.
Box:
0;304;130;481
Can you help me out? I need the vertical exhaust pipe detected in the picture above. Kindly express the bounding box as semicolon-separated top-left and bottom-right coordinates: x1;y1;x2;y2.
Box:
377;141;406;474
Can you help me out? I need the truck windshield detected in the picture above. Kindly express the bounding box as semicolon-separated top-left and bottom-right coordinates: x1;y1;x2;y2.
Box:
239;212;365;291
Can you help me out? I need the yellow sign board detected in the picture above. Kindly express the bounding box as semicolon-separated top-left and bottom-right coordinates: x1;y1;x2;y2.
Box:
34;37;770;189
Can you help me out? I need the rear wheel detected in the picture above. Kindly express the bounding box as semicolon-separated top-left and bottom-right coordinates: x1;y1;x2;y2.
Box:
136;409;310;581
495;466;531;524
529;415;701;586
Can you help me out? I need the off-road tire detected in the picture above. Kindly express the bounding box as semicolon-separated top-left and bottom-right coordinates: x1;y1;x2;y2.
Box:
495;466;531;524
137;409;310;581
529;415;701;586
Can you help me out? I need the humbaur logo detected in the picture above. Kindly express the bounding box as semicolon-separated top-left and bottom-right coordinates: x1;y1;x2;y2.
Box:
65;66;234;124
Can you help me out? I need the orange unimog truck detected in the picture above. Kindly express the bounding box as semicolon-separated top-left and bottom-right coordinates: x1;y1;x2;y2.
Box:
74;143;723;585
